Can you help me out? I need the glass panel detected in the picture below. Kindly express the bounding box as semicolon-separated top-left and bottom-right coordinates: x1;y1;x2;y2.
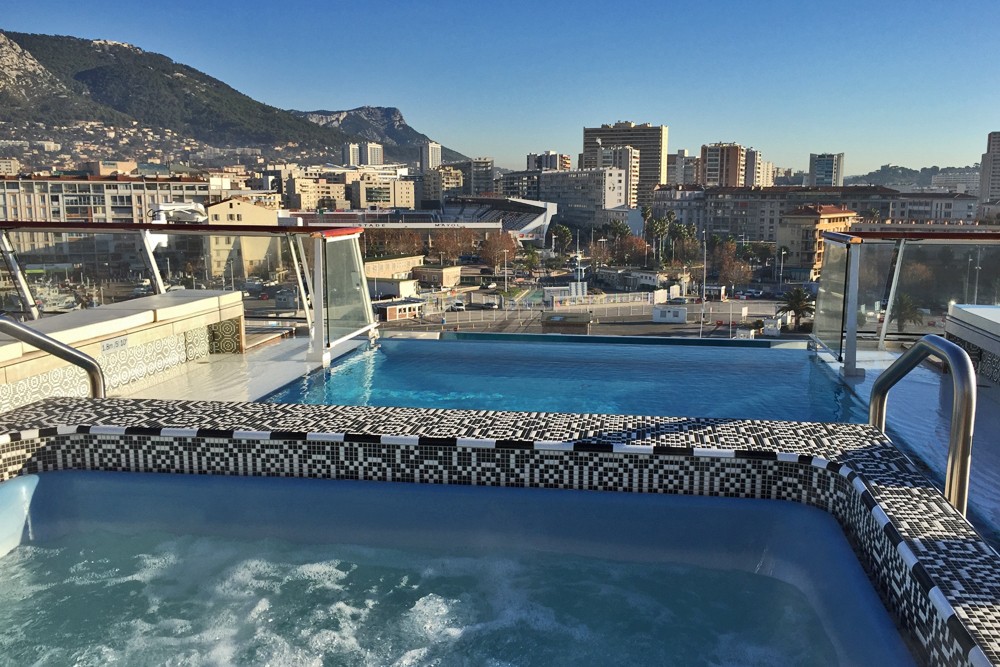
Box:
814;240;847;358
323;236;373;342
856;241;897;336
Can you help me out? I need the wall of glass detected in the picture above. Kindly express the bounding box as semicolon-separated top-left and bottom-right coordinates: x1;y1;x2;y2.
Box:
814;241;848;358
322;235;374;343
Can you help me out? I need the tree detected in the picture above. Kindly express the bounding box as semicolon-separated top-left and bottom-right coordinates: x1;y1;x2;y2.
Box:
890;293;923;333
776;287;815;330
645;217;669;268
480;233;519;274
547;223;572;254
714;240;752;289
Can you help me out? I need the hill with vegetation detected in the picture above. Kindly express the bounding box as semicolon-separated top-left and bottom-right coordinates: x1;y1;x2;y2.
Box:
845;163;979;187
0;31;465;163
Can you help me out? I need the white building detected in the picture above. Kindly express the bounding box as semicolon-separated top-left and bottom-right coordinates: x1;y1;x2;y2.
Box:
808;153;845;187
419;142;442;173
539;168;626;228
361;142;384;166
744;148;774;187
342;143;361;167
596;145;640;208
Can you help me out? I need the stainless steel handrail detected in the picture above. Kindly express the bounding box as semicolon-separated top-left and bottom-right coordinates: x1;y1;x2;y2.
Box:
0;314;106;398
869;334;976;516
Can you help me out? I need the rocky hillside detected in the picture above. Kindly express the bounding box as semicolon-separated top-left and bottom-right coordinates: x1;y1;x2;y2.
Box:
0;31;465;163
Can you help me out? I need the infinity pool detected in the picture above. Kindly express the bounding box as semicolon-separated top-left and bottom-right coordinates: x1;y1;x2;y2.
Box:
265;338;867;422
0;471;914;665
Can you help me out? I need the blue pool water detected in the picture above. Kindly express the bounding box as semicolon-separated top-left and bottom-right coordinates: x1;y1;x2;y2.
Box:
265;338;867;422
0;471;914;665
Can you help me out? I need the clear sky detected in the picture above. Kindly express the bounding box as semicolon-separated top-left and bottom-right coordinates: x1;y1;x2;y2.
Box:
3;0;998;174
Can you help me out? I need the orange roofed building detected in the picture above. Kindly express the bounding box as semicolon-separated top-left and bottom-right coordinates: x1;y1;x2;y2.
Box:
778;204;857;282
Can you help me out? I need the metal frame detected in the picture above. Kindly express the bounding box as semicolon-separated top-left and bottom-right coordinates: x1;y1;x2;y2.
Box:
869;334;977;516
0;314;105;398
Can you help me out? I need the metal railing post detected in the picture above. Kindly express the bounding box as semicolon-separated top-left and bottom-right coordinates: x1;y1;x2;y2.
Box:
869;334;976;516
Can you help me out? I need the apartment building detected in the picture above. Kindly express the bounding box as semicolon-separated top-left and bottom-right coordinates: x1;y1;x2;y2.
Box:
650;185;901;242
286;178;349;211
349;173;415;210
422;166;464;204
0;175;214;224
744;149;774;188
527;151;571;171
361;142;384;166
808;153;845;187
538;168;626;228
495;170;541;200
979;132;1000;212
581;121;668;207
0;159;20;176
931;171;980;195
420;142;442;173
452;158;495;196
700;143;745;187
890;192;977;222
778;205;856;281
342;144;361;167
666;150;701;186
595;145;640;208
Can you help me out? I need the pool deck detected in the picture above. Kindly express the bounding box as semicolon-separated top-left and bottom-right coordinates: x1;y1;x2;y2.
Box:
0;392;998;665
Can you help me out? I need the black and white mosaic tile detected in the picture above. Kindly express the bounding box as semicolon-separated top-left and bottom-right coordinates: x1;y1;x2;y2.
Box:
0;396;997;666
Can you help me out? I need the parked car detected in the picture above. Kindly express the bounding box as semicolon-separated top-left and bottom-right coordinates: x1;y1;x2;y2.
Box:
449;301;466;312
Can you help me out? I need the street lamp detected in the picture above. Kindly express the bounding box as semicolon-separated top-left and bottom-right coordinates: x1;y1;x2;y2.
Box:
503;249;509;292
779;249;787;288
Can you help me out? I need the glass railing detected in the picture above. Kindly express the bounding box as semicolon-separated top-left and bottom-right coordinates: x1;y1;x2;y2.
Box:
816;231;1000;363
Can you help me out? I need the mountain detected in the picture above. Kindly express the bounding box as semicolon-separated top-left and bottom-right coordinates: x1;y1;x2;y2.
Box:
0;31;465;163
293;106;466;163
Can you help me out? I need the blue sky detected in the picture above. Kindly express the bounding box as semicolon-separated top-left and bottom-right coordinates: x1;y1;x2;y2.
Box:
4;0;998;174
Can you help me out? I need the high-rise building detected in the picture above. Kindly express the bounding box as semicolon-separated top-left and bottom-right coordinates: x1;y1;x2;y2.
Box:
667;149;702;186
527;151;571;171
420;142;442;173
361;142;384;166
422;166;464;204
342;143;361;167
453;158;495;195
700;143;746;187
582;121;668;207
596;145;641;208
808;153;845;187
979;132;1000;208
744;148;774;188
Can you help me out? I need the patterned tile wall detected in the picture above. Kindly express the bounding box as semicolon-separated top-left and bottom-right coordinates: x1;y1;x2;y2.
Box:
208;317;244;354
947;334;1000;385
0;329;211;413
0;397;997;666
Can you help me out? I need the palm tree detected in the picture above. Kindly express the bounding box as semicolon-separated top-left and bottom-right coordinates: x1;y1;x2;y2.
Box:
776;287;815;331
890;293;923;333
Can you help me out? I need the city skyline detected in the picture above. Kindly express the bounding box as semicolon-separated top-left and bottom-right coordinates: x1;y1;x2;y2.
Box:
2;0;998;174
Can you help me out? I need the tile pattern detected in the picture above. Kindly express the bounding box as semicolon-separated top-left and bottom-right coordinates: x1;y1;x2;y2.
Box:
0;396;997;666
0;330;210;414
208;317;243;354
947;334;1000;385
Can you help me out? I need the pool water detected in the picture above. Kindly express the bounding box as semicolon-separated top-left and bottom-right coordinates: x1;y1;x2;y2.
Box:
0;471;914;665
265;338;867;422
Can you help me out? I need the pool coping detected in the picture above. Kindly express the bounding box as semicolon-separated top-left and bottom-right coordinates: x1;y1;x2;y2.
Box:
0;396;997;666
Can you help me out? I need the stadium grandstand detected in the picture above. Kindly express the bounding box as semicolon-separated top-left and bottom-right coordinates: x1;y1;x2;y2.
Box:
295;197;556;246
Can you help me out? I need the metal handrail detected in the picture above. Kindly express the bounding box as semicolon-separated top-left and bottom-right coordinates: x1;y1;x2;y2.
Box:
0;314;106;398
869;334;976;516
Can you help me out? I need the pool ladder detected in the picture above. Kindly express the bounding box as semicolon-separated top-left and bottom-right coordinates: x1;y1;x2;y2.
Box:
0;314;106;398
869;334;976;517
